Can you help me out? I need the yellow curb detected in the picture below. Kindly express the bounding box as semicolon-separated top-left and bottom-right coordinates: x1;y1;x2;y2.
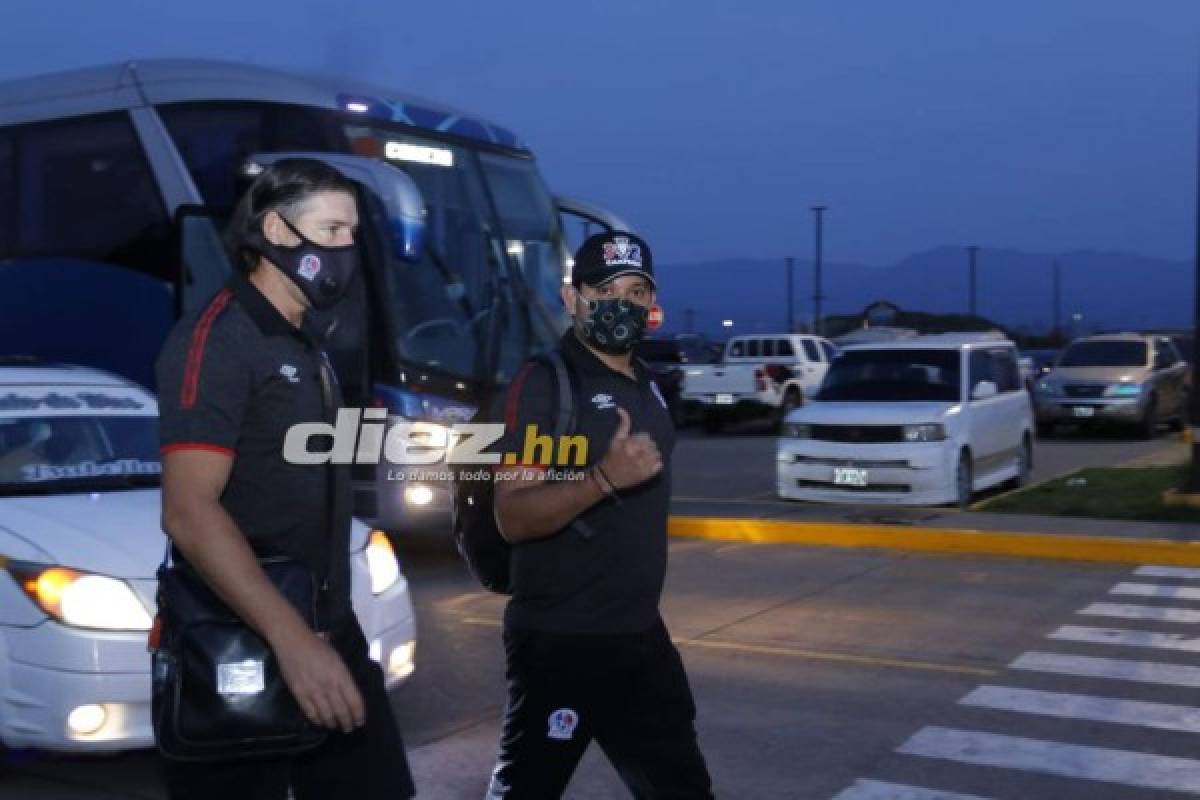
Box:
667;515;1200;566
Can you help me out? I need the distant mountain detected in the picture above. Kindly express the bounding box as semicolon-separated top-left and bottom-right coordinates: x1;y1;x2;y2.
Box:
653;247;1193;339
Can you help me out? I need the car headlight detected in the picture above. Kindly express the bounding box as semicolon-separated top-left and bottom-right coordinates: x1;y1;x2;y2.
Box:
1104;383;1143;397
1036;381;1062;396
782;423;812;439
365;530;400;595
7;562;152;631
903;424;946;442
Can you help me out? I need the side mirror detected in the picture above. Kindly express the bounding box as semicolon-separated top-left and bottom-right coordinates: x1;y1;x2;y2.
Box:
972;380;998;401
245;152;427;263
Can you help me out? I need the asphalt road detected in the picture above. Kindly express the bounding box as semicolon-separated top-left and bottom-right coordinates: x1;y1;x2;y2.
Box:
8;536;1200;799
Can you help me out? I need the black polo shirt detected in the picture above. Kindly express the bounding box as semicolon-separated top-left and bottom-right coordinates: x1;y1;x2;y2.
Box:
156;274;353;628
497;330;676;635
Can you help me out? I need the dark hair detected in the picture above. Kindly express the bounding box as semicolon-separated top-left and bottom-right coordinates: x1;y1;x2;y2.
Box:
224;158;356;273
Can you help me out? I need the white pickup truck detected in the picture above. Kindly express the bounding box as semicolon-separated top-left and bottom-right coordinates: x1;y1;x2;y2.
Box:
681;334;838;432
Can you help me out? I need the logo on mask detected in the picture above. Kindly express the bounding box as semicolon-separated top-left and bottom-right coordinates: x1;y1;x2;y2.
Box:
602;236;642;268
547;708;579;741
297;254;322;281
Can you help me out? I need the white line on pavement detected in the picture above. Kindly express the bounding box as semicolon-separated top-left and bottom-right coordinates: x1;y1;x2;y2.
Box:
1011;651;1200;688
830;779;993;800
961;685;1200;734
898;726;1200;794
1136;566;1200;580
1079;602;1200;624
1048;625;1200;652
1111;582;1200;601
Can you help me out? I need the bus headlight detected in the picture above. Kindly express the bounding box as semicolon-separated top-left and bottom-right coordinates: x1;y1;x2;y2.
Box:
903;424;946;442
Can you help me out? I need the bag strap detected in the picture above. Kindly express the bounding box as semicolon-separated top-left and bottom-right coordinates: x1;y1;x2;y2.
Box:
315;351;340;611
536;349;598;542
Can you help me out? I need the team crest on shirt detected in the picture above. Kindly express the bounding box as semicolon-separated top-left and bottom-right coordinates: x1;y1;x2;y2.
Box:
547;708;579;741
298;254;322;281
602;236;642;268
591;393;615;410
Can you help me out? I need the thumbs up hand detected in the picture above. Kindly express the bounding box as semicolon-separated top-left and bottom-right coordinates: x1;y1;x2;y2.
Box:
597;407;663;490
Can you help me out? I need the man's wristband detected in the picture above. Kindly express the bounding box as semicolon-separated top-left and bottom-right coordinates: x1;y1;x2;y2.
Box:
594;464;619;498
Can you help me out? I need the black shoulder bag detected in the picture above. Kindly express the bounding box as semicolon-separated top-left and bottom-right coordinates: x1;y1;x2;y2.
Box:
151;356;340;761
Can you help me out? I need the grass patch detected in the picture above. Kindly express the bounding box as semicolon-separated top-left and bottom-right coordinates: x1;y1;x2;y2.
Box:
978;465;1200;524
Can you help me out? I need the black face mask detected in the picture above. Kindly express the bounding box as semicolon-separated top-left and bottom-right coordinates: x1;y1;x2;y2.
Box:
575;296;650;354
254;216;358;310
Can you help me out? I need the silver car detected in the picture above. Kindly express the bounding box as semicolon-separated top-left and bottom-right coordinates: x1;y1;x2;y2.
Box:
1034;334;1188;438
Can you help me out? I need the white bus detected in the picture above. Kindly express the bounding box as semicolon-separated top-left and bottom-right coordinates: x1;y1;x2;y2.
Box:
0;59;631;533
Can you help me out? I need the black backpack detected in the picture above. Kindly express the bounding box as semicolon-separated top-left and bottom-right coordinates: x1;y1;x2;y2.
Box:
452;349;594;594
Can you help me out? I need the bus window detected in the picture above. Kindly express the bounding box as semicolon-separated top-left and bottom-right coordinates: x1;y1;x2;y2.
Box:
478;152;569;337
158;102;343;209
6;113;171;278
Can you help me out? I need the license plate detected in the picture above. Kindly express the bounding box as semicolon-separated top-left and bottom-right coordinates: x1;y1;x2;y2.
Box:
833;467;869;487
715;393;734;405
1072;406;1096;418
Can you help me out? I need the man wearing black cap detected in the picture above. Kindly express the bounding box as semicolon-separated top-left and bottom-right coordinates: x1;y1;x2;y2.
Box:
485;232;713;798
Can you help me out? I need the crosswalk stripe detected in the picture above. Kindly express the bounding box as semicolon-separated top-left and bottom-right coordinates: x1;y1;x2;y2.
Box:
1049;625;1200;653
1079;602;1200;623
1136;566;1200;580
1111;582;1200;601
1011;651;1200;688
830;779;993;800
961;685;1200;734
898;726;1200;794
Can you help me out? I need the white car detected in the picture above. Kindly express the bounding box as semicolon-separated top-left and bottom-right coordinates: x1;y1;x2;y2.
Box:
0;364;416;753
777;334;1034;507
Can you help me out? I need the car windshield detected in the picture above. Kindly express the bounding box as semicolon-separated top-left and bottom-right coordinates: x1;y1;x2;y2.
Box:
0;415;160;494
1059;341;1148;368
818;350;961;402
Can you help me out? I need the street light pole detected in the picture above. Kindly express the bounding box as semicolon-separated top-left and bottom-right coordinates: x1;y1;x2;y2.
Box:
785;256;795;333
812;206;827;336
967;245;979;319
1052;260;1062;342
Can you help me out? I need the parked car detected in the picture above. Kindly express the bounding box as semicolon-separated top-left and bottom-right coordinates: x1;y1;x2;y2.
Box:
777;334;1034;508
1034;334;1187;439
681;334;837;433
0;364;416;753
634;335;714;426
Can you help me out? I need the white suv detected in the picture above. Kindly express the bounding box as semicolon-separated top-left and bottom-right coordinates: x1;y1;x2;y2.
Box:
777;334;1034;508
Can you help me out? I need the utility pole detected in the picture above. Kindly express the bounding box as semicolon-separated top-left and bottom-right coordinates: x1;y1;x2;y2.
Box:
785;256;795;333
1052;260;1062;342
812;206;827;336
1188;73;1200;492
967;245;979;319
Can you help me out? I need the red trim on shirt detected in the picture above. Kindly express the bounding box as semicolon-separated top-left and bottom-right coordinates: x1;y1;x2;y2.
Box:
504;362;537;429
160;443;235;457
181;289;233;409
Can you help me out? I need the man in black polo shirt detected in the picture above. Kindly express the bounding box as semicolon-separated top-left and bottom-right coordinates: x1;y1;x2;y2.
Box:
486;232;713;799
156;159;414;799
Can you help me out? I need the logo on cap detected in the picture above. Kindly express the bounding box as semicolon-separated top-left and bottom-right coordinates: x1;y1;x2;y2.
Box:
298;254;322;281
602;236;642;268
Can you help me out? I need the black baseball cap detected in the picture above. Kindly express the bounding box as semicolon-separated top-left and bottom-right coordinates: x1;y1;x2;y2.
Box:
571;231;655;288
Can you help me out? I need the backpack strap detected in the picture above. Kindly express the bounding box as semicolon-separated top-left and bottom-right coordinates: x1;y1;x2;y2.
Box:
536;349;598;542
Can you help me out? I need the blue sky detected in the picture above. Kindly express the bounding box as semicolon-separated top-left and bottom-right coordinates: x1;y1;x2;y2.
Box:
3;0;1198;266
